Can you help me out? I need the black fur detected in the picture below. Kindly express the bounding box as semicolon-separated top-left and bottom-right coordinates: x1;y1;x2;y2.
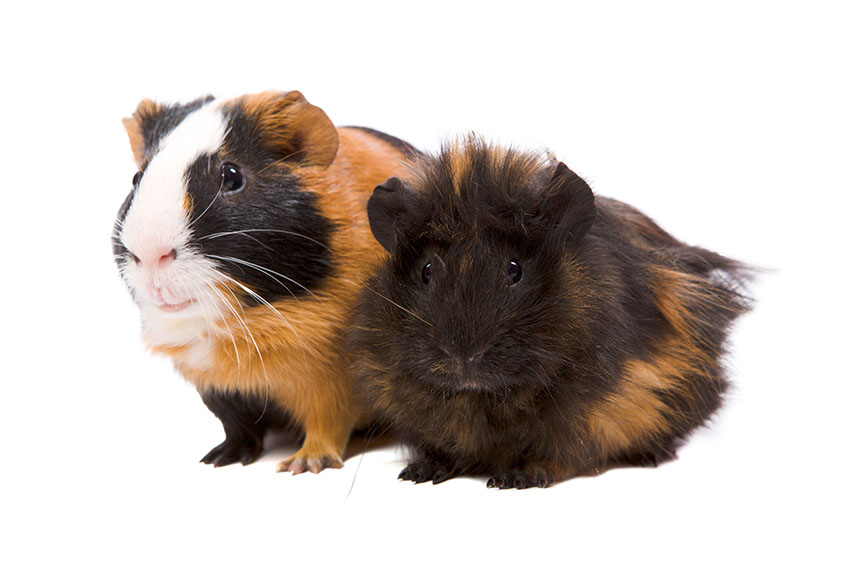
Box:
112;187;136;261
181;154;334;304
346;126;422;158
350;138;754;488
199;390;298;467
113;98;337;305
138;96;214;165
113;94;342;467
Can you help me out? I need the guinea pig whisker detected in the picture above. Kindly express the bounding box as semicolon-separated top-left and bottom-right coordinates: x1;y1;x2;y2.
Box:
209;275;272;422
216;272;313;371
188;186;223;230
258;149;308;174
199;282;242;380
198;229;332;252
207;254;318;300
209;255;298;300
363;285;433;327
193;287;215;338
197;286;249;385
209;280;251;347
206;281;251;356
208;231;273;252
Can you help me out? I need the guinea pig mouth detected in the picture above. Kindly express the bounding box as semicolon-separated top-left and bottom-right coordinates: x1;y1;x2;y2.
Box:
449;369;497;394
427;354;499;393
453;379;494;393
156;299;194;313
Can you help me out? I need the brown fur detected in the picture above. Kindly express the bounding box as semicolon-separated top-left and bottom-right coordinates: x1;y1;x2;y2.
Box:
121;93;413;472
351;138;753;487
122;98;160;166
156;128;404;468
237;91;339;167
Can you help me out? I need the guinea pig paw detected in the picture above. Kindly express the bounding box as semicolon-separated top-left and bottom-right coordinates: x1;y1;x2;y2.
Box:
487;467;552;489
200;438;263;468
398;459;453;484
615;447;679;468
275;452;343;475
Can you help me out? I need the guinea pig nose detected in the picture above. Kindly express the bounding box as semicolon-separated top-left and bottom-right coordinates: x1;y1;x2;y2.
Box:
130;246;177;267
157;248;177;267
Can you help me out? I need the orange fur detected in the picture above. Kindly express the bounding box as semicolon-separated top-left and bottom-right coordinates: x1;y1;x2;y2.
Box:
148;125;410;470
584;265;725;462
238;91;339;167
123;99;160;167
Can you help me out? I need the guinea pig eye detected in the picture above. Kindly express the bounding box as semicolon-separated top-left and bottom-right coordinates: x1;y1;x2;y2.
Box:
422;262;432;285
507;259;522;285
221;163;245;192
132;170;142;187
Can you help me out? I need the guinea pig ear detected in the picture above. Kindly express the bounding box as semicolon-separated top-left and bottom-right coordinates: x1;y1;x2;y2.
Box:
240;90;339;168
544;162;597;245
122;99;162;168
367;177;422;253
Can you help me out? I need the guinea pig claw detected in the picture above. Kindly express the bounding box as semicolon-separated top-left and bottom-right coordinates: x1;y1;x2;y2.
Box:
431;470;450;484
399;459;452;484
200;437;263;468
487;467;553;489
276;453;343;475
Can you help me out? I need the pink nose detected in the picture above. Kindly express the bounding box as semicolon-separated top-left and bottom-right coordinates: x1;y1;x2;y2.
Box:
130;247;177;267
157;248;177;266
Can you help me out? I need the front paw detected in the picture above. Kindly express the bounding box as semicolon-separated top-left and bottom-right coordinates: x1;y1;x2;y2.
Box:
399;459;454;485
487;465;553;489
275;450;343;475
200;437;263;467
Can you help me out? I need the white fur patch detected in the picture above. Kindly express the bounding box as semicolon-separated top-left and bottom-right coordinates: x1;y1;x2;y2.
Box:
118;99;232;353
121;101;226;259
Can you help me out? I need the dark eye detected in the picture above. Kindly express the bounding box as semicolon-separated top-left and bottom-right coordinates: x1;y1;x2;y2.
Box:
221;163;245;192
422;262;432;285
132;170;142;187
507;259;522;285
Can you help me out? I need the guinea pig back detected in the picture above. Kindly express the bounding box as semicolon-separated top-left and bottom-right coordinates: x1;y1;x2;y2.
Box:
350;137;753;488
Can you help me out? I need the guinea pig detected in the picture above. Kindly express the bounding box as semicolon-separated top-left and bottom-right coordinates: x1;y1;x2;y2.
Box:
350;137;753;488
113;90;418;474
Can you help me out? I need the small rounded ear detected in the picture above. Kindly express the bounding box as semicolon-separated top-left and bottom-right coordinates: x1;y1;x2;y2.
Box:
545;162;597;245
367;177;421;253
122;99;161;167
240;90;339;168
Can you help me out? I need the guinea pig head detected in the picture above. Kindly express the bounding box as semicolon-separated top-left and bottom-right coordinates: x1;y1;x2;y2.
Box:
113;91;339;345
366;146;597;395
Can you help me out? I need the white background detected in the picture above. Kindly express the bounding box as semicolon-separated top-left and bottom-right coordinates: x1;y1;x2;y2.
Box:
2;1;847;565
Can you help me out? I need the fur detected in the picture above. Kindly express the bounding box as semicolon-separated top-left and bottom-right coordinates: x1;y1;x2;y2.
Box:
114;91;418;473
350;136;753;488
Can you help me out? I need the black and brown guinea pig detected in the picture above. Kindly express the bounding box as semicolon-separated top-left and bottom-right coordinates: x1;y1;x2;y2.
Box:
350;136;753;488
112;90;418;474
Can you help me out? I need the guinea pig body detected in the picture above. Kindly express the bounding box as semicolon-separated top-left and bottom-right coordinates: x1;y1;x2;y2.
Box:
113;91;417;473
351;138;753;488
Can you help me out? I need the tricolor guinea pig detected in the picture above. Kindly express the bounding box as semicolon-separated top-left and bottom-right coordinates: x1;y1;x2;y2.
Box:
350;137;753;488
113;90;418;474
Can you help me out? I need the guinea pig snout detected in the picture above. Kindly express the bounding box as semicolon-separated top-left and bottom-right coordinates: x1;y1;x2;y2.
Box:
124;243;196;311
432;346;494;392
128;245;178;268
438;344;488;372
